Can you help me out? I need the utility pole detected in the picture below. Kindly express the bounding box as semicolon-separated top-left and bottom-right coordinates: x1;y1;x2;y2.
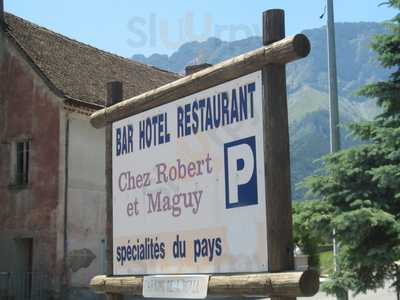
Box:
326;1;347;300
327;0;340;153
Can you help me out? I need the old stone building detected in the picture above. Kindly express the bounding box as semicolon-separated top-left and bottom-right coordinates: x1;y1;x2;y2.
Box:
0;11;179;299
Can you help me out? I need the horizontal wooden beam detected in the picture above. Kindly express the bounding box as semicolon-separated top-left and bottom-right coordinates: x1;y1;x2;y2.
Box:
90;270;319;298
90;33;310;128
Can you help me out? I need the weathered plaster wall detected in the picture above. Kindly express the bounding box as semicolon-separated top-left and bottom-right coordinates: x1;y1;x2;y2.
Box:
65;112;106;288
0;34;60;277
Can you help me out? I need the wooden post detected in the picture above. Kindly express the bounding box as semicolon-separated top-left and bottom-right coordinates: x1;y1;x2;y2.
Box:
263;9;295;300
105;81;123;300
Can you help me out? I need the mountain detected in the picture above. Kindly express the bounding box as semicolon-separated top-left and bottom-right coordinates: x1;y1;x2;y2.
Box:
132;36;262;75
133;22;390;200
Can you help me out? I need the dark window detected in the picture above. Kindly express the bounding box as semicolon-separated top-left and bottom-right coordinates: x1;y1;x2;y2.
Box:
16;141;29;185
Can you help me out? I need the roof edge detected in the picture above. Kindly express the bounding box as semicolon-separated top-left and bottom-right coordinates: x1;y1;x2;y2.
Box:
6;30;108;110
64;96;105;110
4;12;179;78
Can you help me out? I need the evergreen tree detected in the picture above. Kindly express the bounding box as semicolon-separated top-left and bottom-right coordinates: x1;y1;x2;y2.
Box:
302;0;400;295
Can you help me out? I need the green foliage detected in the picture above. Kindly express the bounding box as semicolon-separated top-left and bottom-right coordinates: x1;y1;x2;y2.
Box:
302;0;400;295
293;200;334;269
320;251;334;275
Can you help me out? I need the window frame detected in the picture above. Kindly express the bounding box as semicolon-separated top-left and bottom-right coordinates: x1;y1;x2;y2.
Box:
9;138;31;188
15;140;30;185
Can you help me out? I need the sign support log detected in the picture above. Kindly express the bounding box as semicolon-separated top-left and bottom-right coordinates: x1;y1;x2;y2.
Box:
91;271;319;298
263;10;295;300
105;81;123;300
90;33;310;129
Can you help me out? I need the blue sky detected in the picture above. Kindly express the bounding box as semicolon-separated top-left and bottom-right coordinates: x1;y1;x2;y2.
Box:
5;0;397;58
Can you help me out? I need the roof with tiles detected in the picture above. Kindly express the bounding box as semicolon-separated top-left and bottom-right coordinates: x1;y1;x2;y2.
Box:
3;12;180;106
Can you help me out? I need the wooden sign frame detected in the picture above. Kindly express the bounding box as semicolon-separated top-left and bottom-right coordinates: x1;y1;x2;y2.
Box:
91;9;317;300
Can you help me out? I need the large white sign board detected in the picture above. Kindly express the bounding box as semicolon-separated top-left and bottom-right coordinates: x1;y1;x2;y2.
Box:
112;71;267;275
